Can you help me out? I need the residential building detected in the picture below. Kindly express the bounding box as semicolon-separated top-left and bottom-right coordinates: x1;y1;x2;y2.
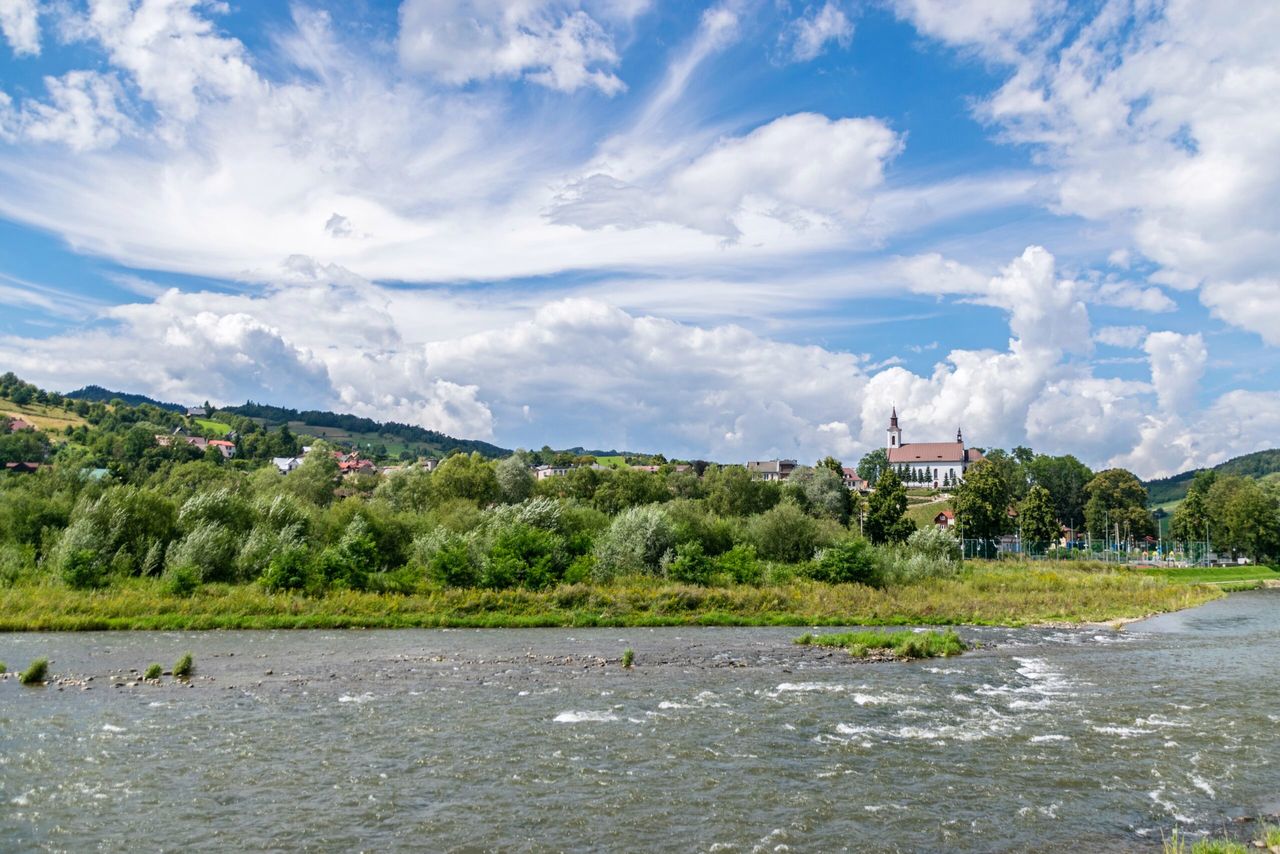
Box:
885;408;983;488
934;510;956;529
6;417;33;432
186;406;207;417
535;465;571;480
207;439;236;459
841;467;870;492
747;459;797;481
272;456;303;473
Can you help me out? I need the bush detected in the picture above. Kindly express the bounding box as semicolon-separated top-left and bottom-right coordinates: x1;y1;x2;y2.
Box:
905;526;961;562
19;658;48;685
260;545;312;592
173;653;194;679
808;539;880;585
481;523;565;589
715;544;762;585
427;538;481;588
748;501;823;563
164;564;201;597
667;541;714;585
593;505;675;581
144;663;162;680
164;522;239;582
61;547;109;590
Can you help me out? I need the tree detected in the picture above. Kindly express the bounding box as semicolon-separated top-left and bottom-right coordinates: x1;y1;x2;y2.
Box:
864;468;913;545
494;455;534;504
285;443;340;506
952;459;1011;549
1084;468;1154;542
817;456;844;476
1206;475;1280;561
856;449;888;485
431;452;499;506
1170;470;1216;544
1019;485;1058;553
1025;454;1093;531
704;465;780;517
786;465;850;523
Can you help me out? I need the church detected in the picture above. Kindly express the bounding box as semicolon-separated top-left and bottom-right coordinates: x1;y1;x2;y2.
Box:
885;408;983;488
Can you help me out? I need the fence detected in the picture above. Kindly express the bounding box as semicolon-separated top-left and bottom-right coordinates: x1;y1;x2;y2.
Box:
959;537;1226;566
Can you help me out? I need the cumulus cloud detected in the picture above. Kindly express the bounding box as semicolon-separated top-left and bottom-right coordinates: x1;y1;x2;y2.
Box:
0;0;39;56
3;70;132;151
783;2;853;62
552;113;903;238
1094;325;1147;349
1144;331;1206;414
398;0;627;94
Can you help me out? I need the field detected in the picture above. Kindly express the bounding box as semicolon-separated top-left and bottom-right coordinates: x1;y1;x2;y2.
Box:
905;497;952;529
0;399;89;433
0;564;1220;631
194;418;232;437
594;455;628;468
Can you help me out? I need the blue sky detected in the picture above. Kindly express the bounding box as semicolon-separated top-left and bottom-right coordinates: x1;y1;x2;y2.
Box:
1;0;1278;477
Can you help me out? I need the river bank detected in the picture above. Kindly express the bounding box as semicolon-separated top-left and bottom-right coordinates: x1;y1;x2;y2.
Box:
0;563;1219;631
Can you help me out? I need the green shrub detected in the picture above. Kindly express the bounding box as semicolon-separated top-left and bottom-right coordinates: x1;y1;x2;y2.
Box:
365;564;423;595
667;541;714;585
593;505;675;581
807;539;879;585
795;629;966;660
622;648;634;668
144;663;162;680
427;538;481;588
19;657;48;684
61;547;109;590
173;653;194;679
563;554;595;584
260;545;312;592
0;661;6;673
747;501;822;563
716;544;762;585
164;522;239;582
164;564;201;597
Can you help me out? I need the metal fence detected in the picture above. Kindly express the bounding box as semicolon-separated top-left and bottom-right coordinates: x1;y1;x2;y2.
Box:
959;538;1229;566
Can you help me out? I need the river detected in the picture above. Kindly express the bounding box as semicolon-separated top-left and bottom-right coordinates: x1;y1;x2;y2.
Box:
2;590;1278;852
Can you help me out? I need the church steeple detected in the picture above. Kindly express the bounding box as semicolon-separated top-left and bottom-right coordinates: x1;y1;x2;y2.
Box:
887;407;902;450
956;426;963;444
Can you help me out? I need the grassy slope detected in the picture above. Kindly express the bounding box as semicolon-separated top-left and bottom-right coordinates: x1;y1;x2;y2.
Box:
905;497;953;529
194;418;232;437
1141;565;1280;585
0;565;1220;631
0;399;89;434
595;455;628;468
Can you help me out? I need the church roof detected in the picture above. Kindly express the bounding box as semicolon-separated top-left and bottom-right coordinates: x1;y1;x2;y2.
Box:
888;442;967;463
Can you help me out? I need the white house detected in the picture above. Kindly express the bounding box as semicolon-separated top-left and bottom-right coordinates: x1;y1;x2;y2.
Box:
885;408;983;488
746;459;797;481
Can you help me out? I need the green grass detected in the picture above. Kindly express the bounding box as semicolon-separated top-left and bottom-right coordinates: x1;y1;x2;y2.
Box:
795;628;966;659
144;663;162;680
905;498;952;529
194;418;232;437
622;648;634;668
18;658;48;684
0;564;1220;631
594;455;628;468
172;653;194;678
1142;565;1280;585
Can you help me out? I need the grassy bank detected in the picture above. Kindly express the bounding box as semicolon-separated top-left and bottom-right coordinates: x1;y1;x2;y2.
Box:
1141;565;1280;586
0;564;1221;631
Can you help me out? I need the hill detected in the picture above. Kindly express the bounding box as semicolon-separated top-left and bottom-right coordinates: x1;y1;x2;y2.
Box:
66;385;184;412
1144;449;1280;506
222;401;511;459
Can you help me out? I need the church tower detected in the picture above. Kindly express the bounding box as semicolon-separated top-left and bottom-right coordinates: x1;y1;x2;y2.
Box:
887;407;902;450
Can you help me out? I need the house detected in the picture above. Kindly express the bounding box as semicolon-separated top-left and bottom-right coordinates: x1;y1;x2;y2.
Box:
747;459;797;481
338;458;377;476
80;467;112;482
535;465;571;480
631;465;662;474
4;462;43;474
186;406;207;418
272;456;303;473
885;408;983;489
207;439;236;459
934;510;956;529
422;458;439;472
6;417;33;433
841;467;870;492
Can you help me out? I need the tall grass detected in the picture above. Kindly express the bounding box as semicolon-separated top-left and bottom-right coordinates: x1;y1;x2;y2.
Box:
18;658;48;684
795;629;966;659
0;563;1220;632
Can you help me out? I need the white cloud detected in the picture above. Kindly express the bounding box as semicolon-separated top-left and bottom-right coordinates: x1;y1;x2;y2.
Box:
1144;331;1206;414
398;0;626;94
784;2;853;63
7;70;132;151
1094;325;1147;349
0;0;39;56
1089;281;1176;313
552;112;903;237
889;0;1051;60
1200;279;1280;347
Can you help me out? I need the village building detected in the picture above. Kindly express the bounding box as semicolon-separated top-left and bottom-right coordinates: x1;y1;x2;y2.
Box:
841;468;870;492
6;416;34;433
885;408;983;489
934;510;956;529
746;459;797;481
535;464;572;480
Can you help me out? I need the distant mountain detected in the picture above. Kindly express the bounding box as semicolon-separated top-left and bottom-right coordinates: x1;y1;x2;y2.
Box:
66;385;184;412
1145;449;1280;506
223;401;511;459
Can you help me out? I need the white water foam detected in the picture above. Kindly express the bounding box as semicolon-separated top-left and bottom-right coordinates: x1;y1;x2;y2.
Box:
1029;734;1071;743
553;710;618;723
101;724;126;733
338;693;376;704
770;682;844;696
1093;725;1155;738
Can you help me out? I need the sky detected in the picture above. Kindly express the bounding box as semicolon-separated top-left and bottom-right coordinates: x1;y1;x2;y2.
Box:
0;0;1277;478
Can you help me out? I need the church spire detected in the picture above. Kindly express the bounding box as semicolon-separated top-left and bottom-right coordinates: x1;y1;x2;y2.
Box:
890;406;899;429
956;426;963;444
887;407;902;450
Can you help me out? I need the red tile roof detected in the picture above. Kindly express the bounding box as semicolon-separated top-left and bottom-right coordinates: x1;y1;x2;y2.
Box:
888;442;966;463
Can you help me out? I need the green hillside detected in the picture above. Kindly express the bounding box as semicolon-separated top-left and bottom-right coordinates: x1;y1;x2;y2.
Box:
223;401;511;459
65;385;184;412
1144;449;1280;506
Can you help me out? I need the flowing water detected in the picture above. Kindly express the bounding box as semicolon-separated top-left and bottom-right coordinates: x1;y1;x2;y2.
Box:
2;590;1278;852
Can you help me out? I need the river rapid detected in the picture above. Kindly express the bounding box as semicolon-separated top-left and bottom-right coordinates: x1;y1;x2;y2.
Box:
2;590;1278;852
